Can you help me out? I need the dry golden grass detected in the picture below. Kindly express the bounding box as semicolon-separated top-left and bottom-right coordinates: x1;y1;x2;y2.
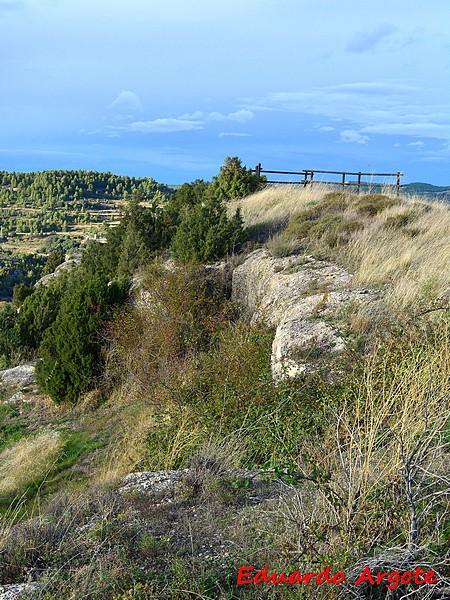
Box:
348;198;450;310
228;183;329;227
0;431;63;496
93;383;156;484
274;323;450;565
235;185;450;311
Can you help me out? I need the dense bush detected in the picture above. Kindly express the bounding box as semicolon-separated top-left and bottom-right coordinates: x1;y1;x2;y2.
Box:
17;276;67;350
0;304;21;368
81;194;177;280
212;156;260;201
170;195;244;263
11;282;33;308
35;275;127;404
41;250;66;276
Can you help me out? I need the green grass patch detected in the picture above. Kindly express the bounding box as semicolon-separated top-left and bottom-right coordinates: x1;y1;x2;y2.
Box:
0;431;106;515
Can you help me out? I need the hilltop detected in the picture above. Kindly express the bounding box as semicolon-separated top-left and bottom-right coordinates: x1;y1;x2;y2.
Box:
0;164;449;599
402;181;450;198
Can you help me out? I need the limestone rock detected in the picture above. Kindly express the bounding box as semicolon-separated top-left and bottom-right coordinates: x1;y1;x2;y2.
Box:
120;469;189;494
232;249;379;379
0;363;37;394
0;583;39;600
34;257;81;288
271;290;376;379
232;248;352;325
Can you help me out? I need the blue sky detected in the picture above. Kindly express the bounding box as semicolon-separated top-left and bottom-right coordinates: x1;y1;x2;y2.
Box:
1;0;449;184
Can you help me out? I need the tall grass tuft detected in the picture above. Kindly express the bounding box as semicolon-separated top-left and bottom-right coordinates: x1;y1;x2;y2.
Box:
0;432;63;497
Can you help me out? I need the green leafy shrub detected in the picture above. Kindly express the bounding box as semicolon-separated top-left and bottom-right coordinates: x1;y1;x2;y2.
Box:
284;212;362;249
81;194;176;280
12;282;33;309
383;209;419;230
17;276;67;351
41;250;66;277
0;304;20;367
36;275;127;404
170;195;244;263
106;264;235;399
172;179;211;216
212;156;260;201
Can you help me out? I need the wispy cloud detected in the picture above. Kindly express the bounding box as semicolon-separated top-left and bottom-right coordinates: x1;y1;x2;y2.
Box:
245;82;450;142
360;123;450;138
129;118;204;133
339;129;369;144
345;24;397;53
316;125;335;132
218;132;250;137
109;91;143;114
181;109;254;122
408;141;424;147
99;106;253;135
208;109;253;122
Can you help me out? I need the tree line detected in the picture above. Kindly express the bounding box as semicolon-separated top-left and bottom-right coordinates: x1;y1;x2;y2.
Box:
0;169;172;238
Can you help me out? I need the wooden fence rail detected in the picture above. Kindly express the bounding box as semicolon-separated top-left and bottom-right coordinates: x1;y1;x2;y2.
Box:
253;164;403;196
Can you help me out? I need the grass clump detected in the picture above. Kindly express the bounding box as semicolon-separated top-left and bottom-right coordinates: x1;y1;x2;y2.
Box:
0;431;63;497
265;232;304;258
354;193;400;215
285;213;362;248
239;186;450;312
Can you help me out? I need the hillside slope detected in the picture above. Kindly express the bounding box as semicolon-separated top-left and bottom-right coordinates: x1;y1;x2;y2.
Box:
1;186;449;599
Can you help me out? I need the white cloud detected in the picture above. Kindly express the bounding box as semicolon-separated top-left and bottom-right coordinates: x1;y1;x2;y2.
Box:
129;118;203;133
346;24;397;53
340;130;369;144
108;90;143;113
180;109;253;122
316;125;335;132
408;141;424;147
118;108;254;134
180;111;204;120
361;123;450;138
246;82;450;142
207;109;254;122
218;132;250;137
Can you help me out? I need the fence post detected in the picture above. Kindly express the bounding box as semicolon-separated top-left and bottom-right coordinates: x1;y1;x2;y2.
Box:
255;163;261;181
396;172;402;197
357;172;362;194
303;170;309;187
342;172;346;191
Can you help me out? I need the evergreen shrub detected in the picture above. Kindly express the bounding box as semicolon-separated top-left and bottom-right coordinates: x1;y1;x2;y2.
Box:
36;275;127;404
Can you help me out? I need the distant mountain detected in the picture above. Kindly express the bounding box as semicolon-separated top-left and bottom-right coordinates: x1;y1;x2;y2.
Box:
402;182;450;198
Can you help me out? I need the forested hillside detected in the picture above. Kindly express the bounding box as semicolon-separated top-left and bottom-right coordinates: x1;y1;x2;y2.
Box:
0;170;172;237
0;170;174;299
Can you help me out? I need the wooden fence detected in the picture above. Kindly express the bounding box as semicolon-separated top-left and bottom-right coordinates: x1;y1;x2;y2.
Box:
253;164;404;196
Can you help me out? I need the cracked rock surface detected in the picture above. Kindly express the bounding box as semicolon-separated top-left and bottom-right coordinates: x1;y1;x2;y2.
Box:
232;249;380;379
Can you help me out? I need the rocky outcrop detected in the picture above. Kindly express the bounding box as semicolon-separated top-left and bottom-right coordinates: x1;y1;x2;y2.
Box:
0;583;39;600
34;257;81;288
120;469;190;495
271;289;376;379
0;363;37;397
232;249;379;379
